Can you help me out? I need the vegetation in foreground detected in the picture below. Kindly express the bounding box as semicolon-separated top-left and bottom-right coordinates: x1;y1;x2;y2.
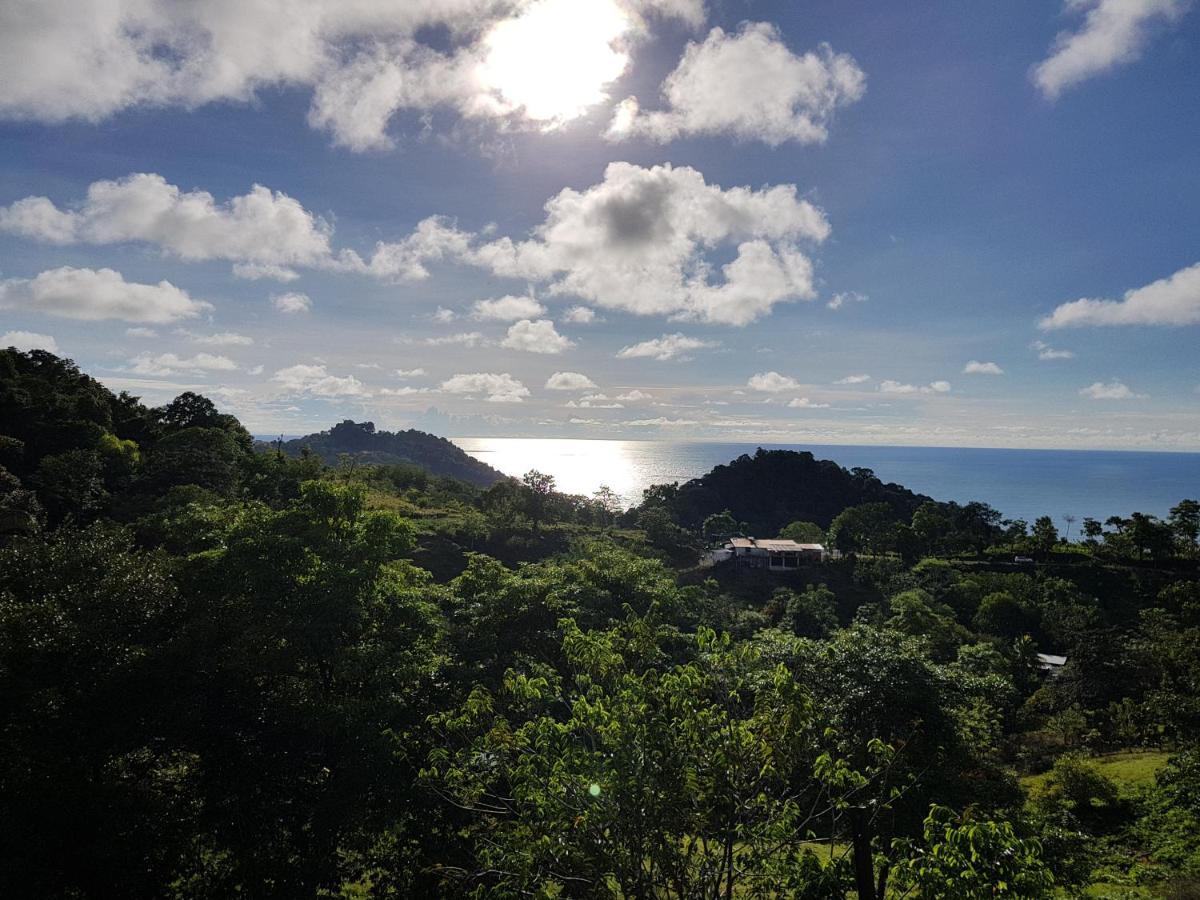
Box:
2;348;1199;898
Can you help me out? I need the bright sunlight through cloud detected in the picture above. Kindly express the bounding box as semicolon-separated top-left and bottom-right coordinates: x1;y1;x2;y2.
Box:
479;0;633;126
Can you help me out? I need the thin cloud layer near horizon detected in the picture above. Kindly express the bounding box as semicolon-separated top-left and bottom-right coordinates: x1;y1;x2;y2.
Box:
0;0;1197;450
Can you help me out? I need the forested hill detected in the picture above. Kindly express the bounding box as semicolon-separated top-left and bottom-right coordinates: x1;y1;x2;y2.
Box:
650;447;934;534
266;420;505;487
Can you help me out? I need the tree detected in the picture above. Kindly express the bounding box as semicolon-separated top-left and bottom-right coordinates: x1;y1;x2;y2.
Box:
779;520;826;544
911;501;953;555
703;508;741;541
1031;516;1059;556
1169;499;1199;556
829;503;896;555
592;484;622;527
973;592;1032;640
1081;517;1103;545
782;584;838;638
521;469;556;532
891;806;1054;898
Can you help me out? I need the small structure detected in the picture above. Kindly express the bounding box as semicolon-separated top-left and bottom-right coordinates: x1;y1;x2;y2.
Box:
1036;653;1067;676
726;537;826;571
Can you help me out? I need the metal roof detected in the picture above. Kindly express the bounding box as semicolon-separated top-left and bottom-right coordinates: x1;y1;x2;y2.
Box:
727;538;825;552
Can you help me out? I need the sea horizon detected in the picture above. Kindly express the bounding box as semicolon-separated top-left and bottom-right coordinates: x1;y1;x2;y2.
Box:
453;437;1200;527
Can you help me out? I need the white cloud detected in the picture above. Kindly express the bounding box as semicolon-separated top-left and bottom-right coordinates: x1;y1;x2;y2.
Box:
1032;0;1186;99
1039;262;1200;328
470;161;829;325
787;397;830;409
379;386;431;397
1080;379;1147;400
1;330;58;353
247;365;264;376
616;333;718;361
424;331;486;347
623;416;699;427
177;329;254;346
272;364;367;397
562;305;598;324
748;371;802;392
1031;340;1075;360
546;371;598;390
0;266;209;322
273;292;312;314
432;306;458;324
616;389;652;402
395;367;427;378
360;216;474;280
125;327;157;338
501;318;574;354
963;360;1004;375
880;379;952;395
567;393;624;409
441;372;530;403
472;294;547;321
129;352;237;376
232;263;300;282
834;374;871;384
0;0;701;148
608;23;865;146
0;174;335;268
827;290;867;310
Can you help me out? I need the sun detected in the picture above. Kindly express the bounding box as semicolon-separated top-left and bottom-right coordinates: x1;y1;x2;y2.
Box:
478;0;633;127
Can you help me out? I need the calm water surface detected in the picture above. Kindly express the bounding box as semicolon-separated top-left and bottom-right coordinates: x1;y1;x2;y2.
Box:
453;438;1200;525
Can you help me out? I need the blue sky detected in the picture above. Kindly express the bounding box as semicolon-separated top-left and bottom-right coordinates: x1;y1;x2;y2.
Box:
0;0;1197;449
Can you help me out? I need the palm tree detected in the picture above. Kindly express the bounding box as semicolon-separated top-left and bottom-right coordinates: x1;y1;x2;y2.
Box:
1063;514;1076;542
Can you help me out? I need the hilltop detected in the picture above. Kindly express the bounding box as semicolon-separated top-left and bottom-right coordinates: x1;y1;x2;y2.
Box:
265;420;506;487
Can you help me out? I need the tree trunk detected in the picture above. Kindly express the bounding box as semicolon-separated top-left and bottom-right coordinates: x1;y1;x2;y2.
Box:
850;806;875;900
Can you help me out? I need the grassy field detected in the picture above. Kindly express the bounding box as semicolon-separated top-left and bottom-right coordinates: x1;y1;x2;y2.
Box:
1023;749;1172;796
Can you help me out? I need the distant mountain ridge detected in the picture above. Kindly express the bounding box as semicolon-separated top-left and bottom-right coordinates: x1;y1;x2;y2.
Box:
262;420;507;487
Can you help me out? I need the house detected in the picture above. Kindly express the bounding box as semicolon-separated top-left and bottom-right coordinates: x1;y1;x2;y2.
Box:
1036;653;1067;676
726;537;826;570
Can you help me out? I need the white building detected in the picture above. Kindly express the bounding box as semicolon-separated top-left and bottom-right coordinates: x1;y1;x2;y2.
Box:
726;537;827;570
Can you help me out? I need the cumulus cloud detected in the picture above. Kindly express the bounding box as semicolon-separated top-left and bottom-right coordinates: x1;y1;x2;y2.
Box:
1031;340;1075;360
880;379;951;394
441;372;530;402
562;305;598;324
0;174;335;267
0;0;701;149
1080;379;1147;400
0;266;209;322
501;318;574;354
616;389;652;402
1032;0;1186;99
963;360;1004;375
469;161;829;325
395;367;427;378
623;416;699;427
129;352;238;376
1040;262;1200;328
472;294;547;321
834;374;871;384
546;371;598;390
787;397;830;408
748;371;801;392
567;393;624;409
272;364;367;397
1;330;58;353
616;333;718;361
177;329;254;346
608;23;865;145
273;292;312;314
125;327;157;338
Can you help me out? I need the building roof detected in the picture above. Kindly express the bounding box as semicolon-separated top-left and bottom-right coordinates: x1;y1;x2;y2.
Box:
728;538;825;552
1036;653;1067;667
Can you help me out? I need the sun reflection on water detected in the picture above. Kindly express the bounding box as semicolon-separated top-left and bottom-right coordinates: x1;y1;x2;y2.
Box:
454;438;641;504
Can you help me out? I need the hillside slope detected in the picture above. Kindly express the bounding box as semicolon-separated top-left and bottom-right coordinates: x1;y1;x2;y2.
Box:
268;420;506;487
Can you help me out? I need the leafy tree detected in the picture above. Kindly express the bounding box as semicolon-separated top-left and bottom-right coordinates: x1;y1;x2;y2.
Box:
891;805;1054;898
779;519;826;543
703;508;741;541
782;584;839;638
973;591;1033;640
1169;499;1200;556
521;469;556;532
1031;516;1059;555
829;502;896;555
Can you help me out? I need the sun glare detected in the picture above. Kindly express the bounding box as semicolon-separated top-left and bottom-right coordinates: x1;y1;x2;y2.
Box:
479;0;633;127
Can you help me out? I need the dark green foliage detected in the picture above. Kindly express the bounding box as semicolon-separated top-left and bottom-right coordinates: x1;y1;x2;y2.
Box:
272;419;505;487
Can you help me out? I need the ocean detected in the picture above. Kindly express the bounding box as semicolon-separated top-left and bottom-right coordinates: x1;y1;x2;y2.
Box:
453;438;1200;526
